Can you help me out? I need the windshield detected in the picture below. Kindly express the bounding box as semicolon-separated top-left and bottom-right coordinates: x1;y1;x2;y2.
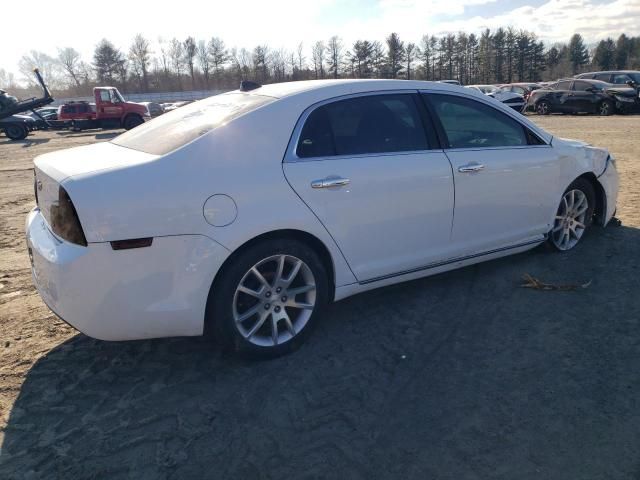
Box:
112;93;275;155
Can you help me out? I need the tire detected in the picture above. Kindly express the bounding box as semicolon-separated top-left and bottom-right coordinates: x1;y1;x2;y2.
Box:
123;114;143;130
536;100;551;115
206;238;329;359
548;178;596;251
4;124;28;140
598;100;613;116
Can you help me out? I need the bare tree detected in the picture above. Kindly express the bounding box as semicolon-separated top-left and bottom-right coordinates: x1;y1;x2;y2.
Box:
169;38;185;88
327;36;343;79
129;34;151;92
405;42;416;79
312;41;325;79
184;36;197;89
19;51;62;89
57;47;82;89
196;40;211;88
297;42;305;72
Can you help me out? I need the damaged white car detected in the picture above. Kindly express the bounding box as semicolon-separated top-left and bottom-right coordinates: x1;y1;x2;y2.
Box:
26;79;618;357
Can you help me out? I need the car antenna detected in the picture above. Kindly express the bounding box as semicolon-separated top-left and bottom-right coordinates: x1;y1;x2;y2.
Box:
239;80;261;92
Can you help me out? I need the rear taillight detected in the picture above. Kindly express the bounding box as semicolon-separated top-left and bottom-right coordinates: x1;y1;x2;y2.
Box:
33;171;39;206
50;187;87;246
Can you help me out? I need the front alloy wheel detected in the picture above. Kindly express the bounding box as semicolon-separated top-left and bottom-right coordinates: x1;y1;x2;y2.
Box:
549;179;595;251
536;100;550;115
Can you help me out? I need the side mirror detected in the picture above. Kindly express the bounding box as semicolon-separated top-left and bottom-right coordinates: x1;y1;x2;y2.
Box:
626;80;637;88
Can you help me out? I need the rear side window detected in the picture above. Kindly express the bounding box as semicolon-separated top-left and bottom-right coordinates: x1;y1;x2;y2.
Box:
296;94;429;158
99;90;110;102
595;73;612;82
112;93;274;155
427;94;528;149
573;81;592;91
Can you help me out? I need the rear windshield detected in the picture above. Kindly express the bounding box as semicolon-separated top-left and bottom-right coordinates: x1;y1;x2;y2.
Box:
112;93;274;155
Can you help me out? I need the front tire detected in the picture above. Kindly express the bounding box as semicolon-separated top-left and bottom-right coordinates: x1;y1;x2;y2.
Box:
548;178;595;251
598;100;613;116
207;238;329;358
536;100;551;115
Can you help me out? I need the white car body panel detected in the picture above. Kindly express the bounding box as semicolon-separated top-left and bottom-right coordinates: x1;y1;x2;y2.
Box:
284;151;455;281
25;79;618;341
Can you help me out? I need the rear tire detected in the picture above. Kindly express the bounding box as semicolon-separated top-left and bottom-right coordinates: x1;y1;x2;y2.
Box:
206;238;329;359
4;124;28;140
123;114;143;130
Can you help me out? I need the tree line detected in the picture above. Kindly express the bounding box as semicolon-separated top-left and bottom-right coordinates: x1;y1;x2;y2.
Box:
2;30;640;97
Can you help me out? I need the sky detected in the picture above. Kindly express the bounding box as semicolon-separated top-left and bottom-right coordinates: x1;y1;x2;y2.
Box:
2;0;639;81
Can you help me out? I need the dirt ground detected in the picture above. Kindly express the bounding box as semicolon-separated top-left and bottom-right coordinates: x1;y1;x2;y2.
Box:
0;117;639;479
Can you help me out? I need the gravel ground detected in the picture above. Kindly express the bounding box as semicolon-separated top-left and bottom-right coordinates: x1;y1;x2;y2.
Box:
0;117;639;479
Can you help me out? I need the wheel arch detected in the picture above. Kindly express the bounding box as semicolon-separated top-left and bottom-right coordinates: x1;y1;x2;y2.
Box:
208;229;337;308
574;172;607;225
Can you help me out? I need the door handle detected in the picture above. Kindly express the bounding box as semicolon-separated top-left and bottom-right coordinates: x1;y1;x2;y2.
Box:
458;163;485;173
311;176;350;189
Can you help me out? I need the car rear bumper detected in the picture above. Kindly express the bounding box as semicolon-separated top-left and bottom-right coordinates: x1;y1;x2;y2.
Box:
26;208;229;341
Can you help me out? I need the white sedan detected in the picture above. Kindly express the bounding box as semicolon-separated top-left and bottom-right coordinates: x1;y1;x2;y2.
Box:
26;79;619;358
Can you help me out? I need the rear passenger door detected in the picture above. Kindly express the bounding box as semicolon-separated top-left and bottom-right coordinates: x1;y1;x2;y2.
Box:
423;92;560;256
568;81;597;112
283;92;455;282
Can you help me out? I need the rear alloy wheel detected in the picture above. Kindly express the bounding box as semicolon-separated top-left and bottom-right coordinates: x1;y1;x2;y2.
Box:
208;239;328;358
598;100;613;116
536;100;551;115
4;124;28;140
549;179;595;251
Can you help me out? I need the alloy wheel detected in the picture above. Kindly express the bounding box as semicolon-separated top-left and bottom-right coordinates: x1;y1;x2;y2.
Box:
551;189;589;251
232;254;316;347
599;102;610;116
537;101;549;115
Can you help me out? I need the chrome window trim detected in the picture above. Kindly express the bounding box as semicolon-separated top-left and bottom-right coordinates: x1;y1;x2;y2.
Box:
418;88;552;150
283;89;434;163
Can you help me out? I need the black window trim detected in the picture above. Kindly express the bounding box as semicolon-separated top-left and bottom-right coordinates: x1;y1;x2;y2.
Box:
284;90;441;163
419;90;550;151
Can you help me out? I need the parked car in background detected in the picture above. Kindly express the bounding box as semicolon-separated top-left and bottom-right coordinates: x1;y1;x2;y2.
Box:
25;79;618;358
499;83;542;101
466;84;526;111
138;101;164;117
438;80;461;86
527;78;636;115
575;70;640;86
57;101;95;121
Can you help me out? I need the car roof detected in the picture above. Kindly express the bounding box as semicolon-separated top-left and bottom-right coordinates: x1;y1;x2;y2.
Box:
578;70;639;75
233;79;470;100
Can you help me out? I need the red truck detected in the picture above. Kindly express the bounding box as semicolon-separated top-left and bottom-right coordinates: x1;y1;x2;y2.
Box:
58;86;149;131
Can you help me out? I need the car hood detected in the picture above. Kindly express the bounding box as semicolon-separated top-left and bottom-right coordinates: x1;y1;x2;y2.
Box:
34;141;159;184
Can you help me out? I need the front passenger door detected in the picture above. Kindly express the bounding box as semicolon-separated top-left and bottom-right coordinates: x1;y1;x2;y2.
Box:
423;92;561;256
